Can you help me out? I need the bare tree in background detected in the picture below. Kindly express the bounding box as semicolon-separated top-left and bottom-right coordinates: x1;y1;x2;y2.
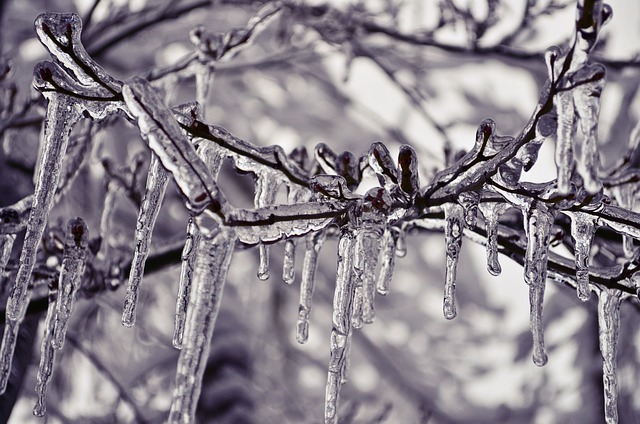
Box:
0;0;639;423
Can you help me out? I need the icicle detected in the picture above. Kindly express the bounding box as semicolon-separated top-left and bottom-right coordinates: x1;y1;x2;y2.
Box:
395;227;407;258
0;234;15;275
7;96;80;322
34;290;58;417
523;203;555;366
122;154;170;327
168;227;235;424
442;203;464;320
459;191;480;227
555;90;575;195
254;172;279;280
611;184;635;257
325;226;356;424
52;218;88;349
376;228;396;295
478;201;509;276
0;290;33;394
282;240;296;285
96;180;120;260
572;63;606;194
596;288;622;424
570;212;595;301
296;229;326;344
173;140;224;348
173;217;201;349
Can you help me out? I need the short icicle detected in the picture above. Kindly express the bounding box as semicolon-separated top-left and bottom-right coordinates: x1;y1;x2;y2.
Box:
325;226;356;424
7;96;80;323
0;234;16;276
523;202;555;366
296;229;327;344
443;202;464;320
478;201;509;276
570;212;595;301
33;290;58;416
168;226;235;424
52;218;89;349
555;90;575;195
173;216;201;349
122;153;170;327
597;287;623;424
254;172;279;280
376;228;397;295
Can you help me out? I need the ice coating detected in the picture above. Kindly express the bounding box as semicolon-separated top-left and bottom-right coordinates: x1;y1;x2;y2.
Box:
597;288;622;424
523;203;555;366
368;142;398;190
168;228;235;424
570;212;595;301
254;172;280;280
7;96;80;322
611;184;635;257
122;77;224;215
173;217;201;349
376;228;396;295
325;227;355;424
459;191;480;227
0;234;15;276
34;292;58;416
397;145;419;196
478;201;509;276
52;218;88;349
0;290;33;393
296;229;327;344
122;154;170;327
443;202;464;320
555;90;575;195
0;196;33;235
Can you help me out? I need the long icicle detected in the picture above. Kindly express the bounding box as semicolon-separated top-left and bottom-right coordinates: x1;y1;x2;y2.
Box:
52;218;88;349
33;290;58;417
478;201;509;276
597;288;622;424
524;202;555;366
0;289;33;393
122;154;170;327
173;216;201;349
296;229;327;344
7;96;80;323
325;226;356;424
173;140;224;349
168;227;235;423
570;212;595;301
443;202;464;320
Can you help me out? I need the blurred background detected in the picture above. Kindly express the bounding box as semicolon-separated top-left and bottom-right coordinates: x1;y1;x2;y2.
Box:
0;0;639;423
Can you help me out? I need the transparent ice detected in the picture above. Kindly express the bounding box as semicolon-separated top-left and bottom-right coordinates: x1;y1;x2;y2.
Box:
122;154;170;327
569;212;595;301
555;90;575;195
52;218;88;349
597;288;622;424
254;172;279;280
173;217;201;349
296;229;327;344
443;202;464;320
33;292;58;417
478;201;510;276
0;290;32;393
168;228;235;424
376;228;396;295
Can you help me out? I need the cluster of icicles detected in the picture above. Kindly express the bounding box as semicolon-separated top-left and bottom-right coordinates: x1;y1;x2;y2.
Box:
0;4;635;424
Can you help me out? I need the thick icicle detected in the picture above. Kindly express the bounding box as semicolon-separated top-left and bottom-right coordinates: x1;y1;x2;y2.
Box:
122;154;170;327
296;229;327;344
325;227;356;424
254;172;279;280
611;184;635;257
443;203;464;320
34;291;58;416
572;63;605;194
523;203;555;366
376;228;396;295
173;217;201;349
173;140;224;349
597;288;622;424
570;212;595;301
7;97;80;322
555;90;575;195
168;227;235;424
478;201;509;276
52;218;88;349
0;234;15;276
0;290;33;393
